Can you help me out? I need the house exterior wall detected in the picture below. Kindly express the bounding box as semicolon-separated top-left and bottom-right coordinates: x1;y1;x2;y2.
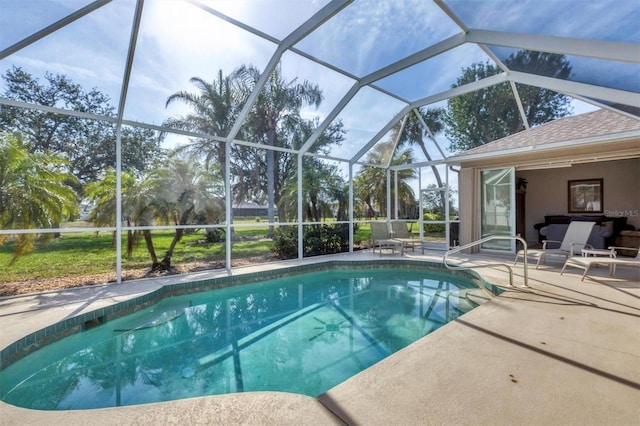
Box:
458;158;639;248
458;168;478;252
517;158;640;242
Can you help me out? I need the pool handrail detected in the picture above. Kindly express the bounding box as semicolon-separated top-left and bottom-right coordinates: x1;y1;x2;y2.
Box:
443;235;529;288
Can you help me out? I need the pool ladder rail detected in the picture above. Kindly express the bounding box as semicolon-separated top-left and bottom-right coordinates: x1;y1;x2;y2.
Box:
443;235;529;288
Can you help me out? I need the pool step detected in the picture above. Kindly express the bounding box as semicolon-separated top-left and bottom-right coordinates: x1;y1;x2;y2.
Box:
464;288;492;307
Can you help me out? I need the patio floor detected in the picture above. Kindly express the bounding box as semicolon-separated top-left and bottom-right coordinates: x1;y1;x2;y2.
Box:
1;249;639;425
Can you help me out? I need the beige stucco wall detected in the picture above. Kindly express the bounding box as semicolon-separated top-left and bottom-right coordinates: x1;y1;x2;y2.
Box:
458;168;477;251
458;158;639;246
516;158;640;242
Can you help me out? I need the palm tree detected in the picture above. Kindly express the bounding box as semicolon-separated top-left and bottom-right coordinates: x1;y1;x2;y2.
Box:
279;158;347;223
144;152;224;271
164;70;248;179
85;153;224;271
164;65;343;240
84;168;146;257
396;108;447;211
354;141;417;218
0;132;78;264
234;64;323;236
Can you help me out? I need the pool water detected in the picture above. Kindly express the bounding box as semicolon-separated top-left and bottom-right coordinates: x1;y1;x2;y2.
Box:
1;267;485;410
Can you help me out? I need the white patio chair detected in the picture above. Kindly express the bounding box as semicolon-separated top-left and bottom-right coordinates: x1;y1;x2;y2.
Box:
370;222;402;255
514;221;595;269
561;246;640;281
390;221;421;253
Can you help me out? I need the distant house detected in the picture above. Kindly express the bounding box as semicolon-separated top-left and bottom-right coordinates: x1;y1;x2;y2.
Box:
448;109;640;250
233;201;269;217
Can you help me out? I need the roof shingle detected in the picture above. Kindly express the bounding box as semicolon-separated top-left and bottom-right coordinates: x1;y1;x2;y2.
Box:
454;109;640;157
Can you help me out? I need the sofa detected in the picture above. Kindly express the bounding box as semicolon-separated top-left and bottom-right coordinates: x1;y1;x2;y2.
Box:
534;215;633;247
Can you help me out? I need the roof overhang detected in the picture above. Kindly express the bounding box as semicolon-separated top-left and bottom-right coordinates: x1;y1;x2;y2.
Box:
446;130;640;169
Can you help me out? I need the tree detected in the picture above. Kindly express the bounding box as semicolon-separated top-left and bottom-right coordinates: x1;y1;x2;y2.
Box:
444;51;572;152
354;141;417;218
164;65;345;236
84;168;143;257
85;152;224;272
0;132;78;264
233;114;345;223
395;108;447;210
142;152;224;271
421;184;457;216
0;67;164;189
234;64;323;236
279;157;348;223
164;70;247;180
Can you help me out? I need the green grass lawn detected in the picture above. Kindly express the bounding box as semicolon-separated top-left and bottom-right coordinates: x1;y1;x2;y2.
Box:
0;222;447;283
0;225;275;283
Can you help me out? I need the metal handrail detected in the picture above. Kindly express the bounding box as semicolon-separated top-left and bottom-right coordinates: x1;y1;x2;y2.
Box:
443;235;529;288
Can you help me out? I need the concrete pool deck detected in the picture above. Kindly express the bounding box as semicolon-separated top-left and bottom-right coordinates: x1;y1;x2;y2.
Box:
1;250;639;425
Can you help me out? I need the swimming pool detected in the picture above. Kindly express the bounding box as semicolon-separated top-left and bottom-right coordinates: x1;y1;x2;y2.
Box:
0;263;493;410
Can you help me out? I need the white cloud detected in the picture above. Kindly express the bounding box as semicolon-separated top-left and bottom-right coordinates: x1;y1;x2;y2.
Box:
123;1;277;123
0;0;634;164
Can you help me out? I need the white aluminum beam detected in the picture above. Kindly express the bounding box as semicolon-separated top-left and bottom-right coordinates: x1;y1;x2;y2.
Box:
351;105;412;164
113;0;144;283
467;29;640;64
386;114;409;169
509;71;640;107
413;108;447;159
297;154;304;259
0;0;112;59
390;158;447;170
434;0;469;32
411;73;509;108
299;82;361;153
280;0;354;48
361;33;467;86
0;98;118;122
509;80;531;132
187;0;280;44
567;94;640;121
348;164;354;253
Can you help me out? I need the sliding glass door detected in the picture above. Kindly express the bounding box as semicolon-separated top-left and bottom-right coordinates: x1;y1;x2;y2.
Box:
480;168;515;251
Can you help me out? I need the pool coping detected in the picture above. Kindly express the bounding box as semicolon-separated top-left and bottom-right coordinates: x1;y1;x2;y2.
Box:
1;251;639;425
1;258;497;369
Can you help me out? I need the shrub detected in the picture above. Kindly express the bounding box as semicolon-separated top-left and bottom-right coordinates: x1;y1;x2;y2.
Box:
204;228;223;243
271;226;298;259
271;223;356;258
422;212;445;234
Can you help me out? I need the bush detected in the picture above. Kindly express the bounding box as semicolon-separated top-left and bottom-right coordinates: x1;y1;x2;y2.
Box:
204;228;223;243
271;226;298;259
271;223;356;259
423;212;446;234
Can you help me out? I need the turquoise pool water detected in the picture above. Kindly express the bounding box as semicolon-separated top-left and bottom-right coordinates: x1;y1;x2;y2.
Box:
1;267;485;410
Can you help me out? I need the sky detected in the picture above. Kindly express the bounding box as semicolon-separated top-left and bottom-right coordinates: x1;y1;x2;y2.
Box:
0;0;638;193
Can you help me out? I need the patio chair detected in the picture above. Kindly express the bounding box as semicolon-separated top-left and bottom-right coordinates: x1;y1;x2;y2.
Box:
560;246;640;281
514;221;595;269
390;221;421;253
370;222;402;255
